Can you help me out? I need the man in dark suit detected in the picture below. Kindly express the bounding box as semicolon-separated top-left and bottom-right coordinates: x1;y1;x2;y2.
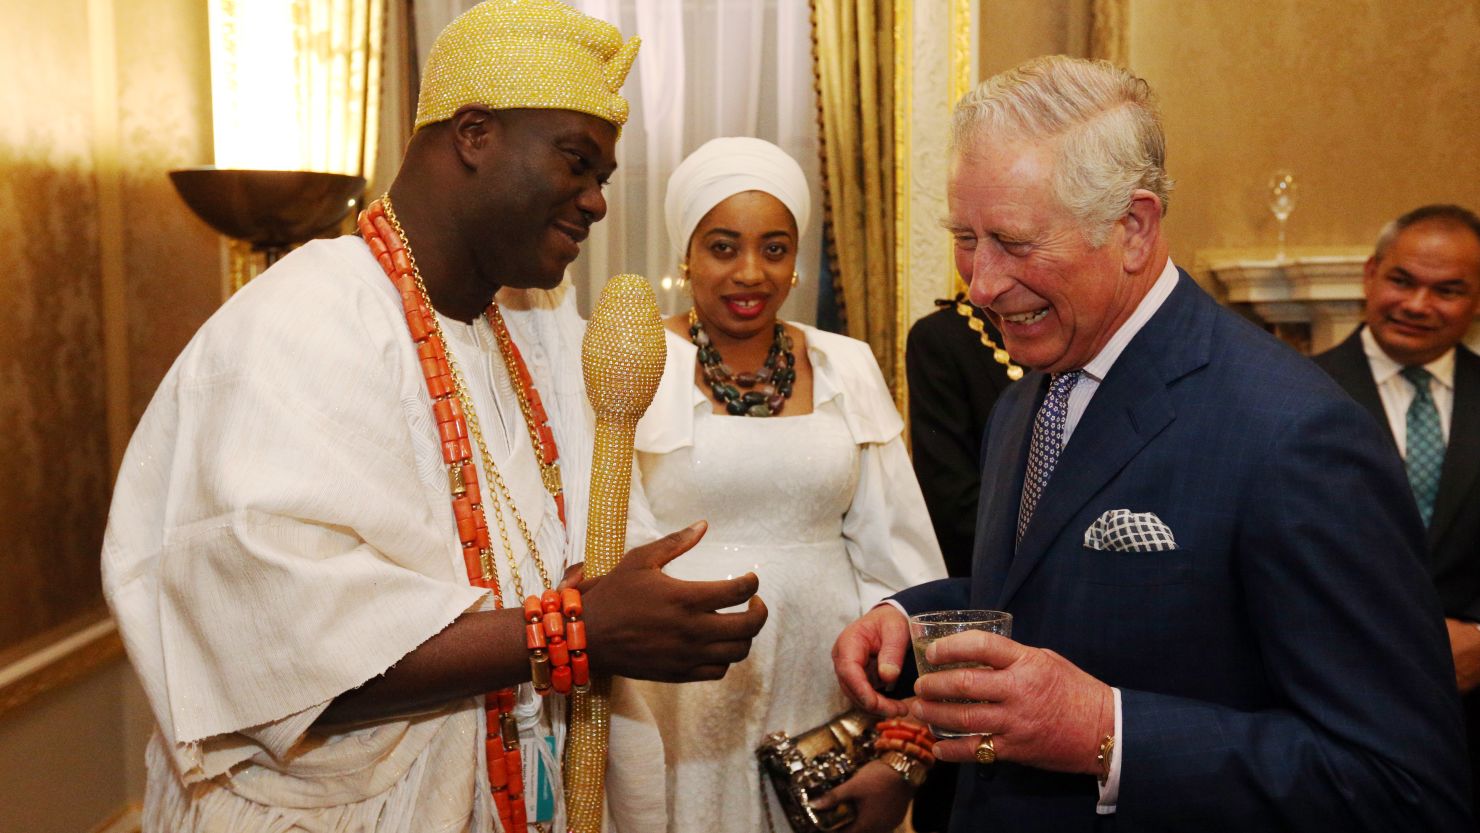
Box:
907;296;1020;578
904;298;1019;833
1314;203;1480;814
830;56;1471;831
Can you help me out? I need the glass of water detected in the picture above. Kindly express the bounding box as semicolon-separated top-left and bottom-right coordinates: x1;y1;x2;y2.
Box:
908;610;1013;738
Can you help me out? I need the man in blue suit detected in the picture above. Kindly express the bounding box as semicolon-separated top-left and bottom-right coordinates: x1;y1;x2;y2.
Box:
832;56;1471;831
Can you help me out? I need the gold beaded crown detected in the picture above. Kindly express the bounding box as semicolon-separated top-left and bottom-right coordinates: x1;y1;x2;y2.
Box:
414;0;640;132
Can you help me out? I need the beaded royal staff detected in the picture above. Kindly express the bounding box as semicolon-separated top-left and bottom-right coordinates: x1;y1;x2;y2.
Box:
563;274;667;832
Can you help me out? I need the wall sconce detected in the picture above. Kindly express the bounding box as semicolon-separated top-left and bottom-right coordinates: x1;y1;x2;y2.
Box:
172;0;384;285
169;168;365;267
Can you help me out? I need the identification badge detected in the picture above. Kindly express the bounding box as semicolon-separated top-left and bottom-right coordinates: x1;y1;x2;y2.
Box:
532;735;557;823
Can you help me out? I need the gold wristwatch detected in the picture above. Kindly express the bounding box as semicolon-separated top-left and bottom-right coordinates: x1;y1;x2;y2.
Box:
878;750;927;787
1097;734;1116;786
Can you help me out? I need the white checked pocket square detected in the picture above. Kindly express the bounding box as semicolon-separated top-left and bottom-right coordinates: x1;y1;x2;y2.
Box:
1083;509;1178;552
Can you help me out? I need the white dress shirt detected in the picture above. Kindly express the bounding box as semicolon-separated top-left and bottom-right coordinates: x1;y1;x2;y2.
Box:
1064;258;1181;443
1360;326;1457;457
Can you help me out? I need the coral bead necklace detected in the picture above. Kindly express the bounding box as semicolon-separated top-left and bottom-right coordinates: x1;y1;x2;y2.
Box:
358;195;563;833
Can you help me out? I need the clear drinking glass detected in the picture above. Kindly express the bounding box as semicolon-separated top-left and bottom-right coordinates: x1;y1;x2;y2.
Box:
1267;169;1298;261
908;610;1013;738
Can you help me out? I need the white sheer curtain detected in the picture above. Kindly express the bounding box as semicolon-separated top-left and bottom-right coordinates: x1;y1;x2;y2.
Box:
413;0;821;320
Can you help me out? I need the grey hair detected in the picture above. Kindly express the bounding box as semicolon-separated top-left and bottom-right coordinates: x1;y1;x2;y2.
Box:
951;55;1174;246
1373;204;1480;260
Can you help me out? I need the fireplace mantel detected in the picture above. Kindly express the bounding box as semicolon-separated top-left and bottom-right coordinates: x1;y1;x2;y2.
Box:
1198;247;1480;355
1196;246;1369;354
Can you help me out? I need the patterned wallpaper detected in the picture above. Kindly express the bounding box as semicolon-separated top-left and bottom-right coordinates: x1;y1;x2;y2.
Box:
1;0;217;651
1126;0;1480;265
113;0;220;425
1;0;111;650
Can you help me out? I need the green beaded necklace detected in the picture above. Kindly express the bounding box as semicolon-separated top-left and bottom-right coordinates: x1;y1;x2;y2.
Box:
687;308;797;417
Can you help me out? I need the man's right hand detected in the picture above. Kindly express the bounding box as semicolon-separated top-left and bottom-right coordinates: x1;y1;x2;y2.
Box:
580;521;768;683
833;604;912;716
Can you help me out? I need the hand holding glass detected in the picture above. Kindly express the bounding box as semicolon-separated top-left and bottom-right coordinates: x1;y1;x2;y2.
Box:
908;610;1013;738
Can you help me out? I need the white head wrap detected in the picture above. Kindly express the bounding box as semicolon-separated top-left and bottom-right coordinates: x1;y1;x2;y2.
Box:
664;137;811;259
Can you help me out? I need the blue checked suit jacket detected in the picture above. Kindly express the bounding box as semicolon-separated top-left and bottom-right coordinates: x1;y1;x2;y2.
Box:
894;271;1472;832
1315;328;1480;811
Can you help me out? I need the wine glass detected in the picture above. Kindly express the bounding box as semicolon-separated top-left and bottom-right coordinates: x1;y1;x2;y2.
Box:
1267;169;1298;261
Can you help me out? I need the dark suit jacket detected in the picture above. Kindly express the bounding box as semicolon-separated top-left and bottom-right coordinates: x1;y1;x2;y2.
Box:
905;303;1018;833
1315;327;1480;821
895;273;1472;832
907;301;1016;577
1313;328;1480;620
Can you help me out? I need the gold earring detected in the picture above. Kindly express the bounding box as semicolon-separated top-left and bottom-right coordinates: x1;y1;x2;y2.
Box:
790;271;799;287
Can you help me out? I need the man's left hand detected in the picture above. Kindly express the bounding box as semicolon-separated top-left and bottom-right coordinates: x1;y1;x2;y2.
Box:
1445;618;1480;694
808;759;914;833
911;631;1113;774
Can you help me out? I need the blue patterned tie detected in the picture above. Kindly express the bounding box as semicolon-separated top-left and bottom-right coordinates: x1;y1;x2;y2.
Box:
1401;366;1443;527
1017;371;1083;544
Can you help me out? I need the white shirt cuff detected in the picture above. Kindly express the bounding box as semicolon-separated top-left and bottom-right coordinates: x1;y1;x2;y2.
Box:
878;599;909;619
1096;687;1123;814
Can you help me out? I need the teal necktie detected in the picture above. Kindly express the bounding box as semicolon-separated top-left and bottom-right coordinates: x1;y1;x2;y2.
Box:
1401;365;1443;527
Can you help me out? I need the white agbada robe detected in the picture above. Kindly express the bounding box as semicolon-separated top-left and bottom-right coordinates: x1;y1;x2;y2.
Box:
102;235;665;832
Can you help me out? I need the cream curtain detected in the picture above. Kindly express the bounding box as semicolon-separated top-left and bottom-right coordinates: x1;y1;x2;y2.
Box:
414;0;822;320
810;0;898;389
1090;0;1130;65
300;0;386;179
208;0;388;291
209;0;386;180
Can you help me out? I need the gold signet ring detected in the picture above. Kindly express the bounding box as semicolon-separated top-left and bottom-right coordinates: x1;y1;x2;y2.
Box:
974;733;997;765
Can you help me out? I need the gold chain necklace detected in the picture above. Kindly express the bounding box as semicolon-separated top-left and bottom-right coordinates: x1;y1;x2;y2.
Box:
487;303;565;516
381;198;556;598
951;295;1024;381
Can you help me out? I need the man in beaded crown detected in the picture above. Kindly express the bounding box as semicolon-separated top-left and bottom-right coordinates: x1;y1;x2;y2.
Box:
101;2;766;832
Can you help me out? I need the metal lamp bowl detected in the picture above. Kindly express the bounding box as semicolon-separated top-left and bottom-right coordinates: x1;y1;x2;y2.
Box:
169;167;366;253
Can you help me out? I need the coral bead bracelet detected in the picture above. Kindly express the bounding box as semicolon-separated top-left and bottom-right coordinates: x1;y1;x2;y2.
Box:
525;588;590;695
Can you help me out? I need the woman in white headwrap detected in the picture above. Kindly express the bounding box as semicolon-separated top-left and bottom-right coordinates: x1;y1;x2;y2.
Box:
630;137;947;832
